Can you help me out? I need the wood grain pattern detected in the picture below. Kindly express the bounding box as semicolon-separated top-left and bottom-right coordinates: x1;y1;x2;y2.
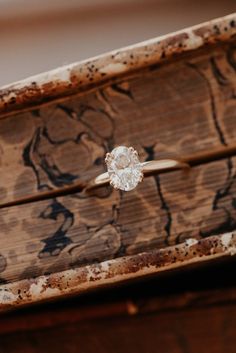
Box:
0;42;236;204
1;293;236;353
0;156;236;284
0;232;235;310
0;17;236;297
0;13;235;117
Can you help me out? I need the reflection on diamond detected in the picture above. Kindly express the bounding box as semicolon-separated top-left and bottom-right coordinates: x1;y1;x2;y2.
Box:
105;146;143;191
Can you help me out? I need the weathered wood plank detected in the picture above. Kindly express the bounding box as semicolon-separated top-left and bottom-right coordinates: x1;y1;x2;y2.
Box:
0;14;236;310
0;157;235;284
1;261;236;332
0;13;235;117
0;40;236;204
0;232;235;310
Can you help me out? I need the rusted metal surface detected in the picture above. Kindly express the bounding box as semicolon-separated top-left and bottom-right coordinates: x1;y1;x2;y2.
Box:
0;232;235;311
0;13;235;117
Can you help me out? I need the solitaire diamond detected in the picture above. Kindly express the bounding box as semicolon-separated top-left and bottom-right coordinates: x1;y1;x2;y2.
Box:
105;146;143;191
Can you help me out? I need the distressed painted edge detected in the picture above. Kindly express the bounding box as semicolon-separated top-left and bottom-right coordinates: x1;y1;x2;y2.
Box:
0;232;235;311
0;13;235;116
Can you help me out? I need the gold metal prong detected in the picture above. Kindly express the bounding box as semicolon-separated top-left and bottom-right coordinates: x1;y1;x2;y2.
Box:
110;180;119;190
105;153;112;163
139;173;144;183
129;147;138;157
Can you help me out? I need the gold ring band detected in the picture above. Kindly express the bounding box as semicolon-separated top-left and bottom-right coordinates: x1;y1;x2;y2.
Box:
87;146;189;192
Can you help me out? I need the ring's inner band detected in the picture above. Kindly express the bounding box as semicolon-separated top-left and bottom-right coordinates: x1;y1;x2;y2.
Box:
89;159;189;189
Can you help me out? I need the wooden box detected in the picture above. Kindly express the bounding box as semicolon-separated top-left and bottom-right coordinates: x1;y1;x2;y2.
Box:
0;13;235;318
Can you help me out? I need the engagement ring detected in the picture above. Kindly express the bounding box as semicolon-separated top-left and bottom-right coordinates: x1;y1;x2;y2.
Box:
88;146;189;192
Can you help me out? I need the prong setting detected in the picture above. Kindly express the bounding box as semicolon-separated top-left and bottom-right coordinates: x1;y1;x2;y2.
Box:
105;146;142;191
139;173;144;183
105;153;112;163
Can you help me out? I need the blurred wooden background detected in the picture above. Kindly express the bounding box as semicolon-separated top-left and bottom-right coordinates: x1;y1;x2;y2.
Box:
0;0;235;86
1;260;236;353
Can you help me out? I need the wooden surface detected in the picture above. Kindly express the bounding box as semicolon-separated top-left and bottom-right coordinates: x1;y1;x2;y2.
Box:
0;40;236;283
0;157;236;284
1;41;236;204
1;305;235;353
0;14;236;308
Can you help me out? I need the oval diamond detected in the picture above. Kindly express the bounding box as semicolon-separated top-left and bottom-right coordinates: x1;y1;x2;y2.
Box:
105;146;143;191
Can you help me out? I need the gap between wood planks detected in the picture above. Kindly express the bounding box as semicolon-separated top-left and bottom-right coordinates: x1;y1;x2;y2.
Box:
1;144;236;209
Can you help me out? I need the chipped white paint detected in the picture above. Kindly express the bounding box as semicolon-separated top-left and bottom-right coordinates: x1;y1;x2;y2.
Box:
185;238;199;247
42;286;61;299
29;277;47;298
185;30;204;50
52;67;71;83
0;289;18;304
29;277;61;300
7;92;17;100
86;266;97;281
98;261;111;280
0;233;236;311
101;62;127;75
0;13;235;117
0;66;72;92
220;232;236;256
221;232;233;248
100;261;110;272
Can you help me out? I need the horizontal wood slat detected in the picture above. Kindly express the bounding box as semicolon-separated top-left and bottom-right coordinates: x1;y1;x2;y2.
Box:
0;156;235;283
0;13;235;117
0;41;236;205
